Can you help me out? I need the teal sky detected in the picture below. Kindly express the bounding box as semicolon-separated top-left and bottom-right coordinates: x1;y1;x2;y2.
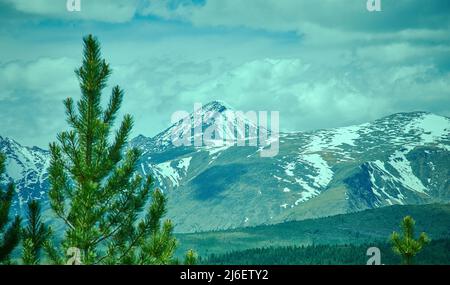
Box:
0;0;449;148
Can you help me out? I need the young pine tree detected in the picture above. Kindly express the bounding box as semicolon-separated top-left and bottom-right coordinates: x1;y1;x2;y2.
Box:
390;216;430;265
45;35;193;265
22;200;50;264
184;249;197;265
0;152;21;264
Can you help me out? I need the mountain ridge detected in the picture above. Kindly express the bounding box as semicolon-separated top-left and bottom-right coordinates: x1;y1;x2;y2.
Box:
130;106;450;231
1;104;449;232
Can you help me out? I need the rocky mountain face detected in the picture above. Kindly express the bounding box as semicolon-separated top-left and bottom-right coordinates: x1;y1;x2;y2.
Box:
0;136;49;213
1;102;449;232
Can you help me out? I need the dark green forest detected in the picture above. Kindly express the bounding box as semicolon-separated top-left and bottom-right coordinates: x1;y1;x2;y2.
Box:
176;203;450;258
201;239;450;265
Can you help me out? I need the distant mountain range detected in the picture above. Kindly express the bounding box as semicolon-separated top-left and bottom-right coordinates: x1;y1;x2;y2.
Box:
1;101;449;233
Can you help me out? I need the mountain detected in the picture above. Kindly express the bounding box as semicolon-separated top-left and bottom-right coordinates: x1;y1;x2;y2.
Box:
0;136;49;213
1;102;449;232
131;102;450;232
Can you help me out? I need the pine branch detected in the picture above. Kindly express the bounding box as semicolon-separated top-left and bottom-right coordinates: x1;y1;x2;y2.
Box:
0;152;21;263
103;86;123;125
22;200;51;264
0;152;5;175
43;239;64;265
0;216;21;263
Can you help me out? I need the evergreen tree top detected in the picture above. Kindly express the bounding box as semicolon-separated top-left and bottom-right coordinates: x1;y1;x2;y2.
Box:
44;35;195;265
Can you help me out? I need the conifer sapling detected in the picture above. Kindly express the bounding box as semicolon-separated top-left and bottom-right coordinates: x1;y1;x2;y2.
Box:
46;35;195;265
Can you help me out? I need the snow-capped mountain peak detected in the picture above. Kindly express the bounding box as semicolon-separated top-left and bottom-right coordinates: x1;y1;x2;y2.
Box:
131;110;450;231
2;110;449;231
134;101;265;153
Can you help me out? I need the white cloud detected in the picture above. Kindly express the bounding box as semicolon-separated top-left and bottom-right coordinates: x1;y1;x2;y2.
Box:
1;0;449;147
0;57;78;97
1;53;450;148
141;0;450;52
142;0;352;32
173;57;450;131
354;42;450;63
3;0;139;22
0;57;79;146
142;0;450;33
0;55;225;147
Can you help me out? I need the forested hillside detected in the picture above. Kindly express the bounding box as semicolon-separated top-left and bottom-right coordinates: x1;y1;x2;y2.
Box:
201;239;450;265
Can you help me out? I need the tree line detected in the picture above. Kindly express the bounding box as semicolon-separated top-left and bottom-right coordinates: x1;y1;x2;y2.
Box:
202;238;448;265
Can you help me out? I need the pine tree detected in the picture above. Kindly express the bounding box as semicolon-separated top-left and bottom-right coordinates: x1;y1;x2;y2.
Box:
184;249;197;265
22;200;50;264
390;216;430;265
0;152;21;264
45;35;193;265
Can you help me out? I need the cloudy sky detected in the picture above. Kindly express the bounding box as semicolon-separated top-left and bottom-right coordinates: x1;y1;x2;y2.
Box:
0;0;449;148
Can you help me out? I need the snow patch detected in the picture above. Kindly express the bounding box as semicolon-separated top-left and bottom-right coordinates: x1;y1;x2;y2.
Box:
298;154;333;188
328;125;361;147
6;159;23;181
140;163;147;176
283;162;295;177
405;113;450;144
388;151;427;194
154;161;182;187
177;157;192;172
204;140;232;155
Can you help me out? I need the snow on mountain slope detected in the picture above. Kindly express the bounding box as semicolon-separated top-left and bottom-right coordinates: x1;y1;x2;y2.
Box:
0;136;49;212
405;113;450;147
130;106;450;232
1;105;449;232
144;101;255;150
